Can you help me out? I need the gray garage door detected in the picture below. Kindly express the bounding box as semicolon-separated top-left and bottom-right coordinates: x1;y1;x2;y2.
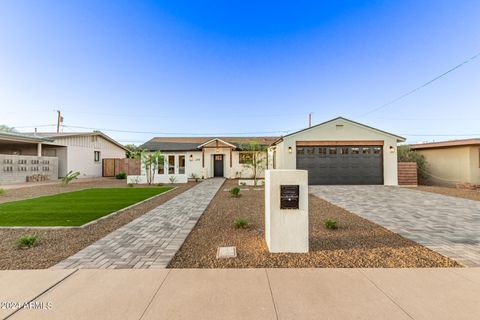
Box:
296;146;383;185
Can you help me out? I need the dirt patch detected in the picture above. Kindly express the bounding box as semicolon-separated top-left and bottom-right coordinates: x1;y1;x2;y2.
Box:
414;186;480;202
0;182;197;270
169;180;460;268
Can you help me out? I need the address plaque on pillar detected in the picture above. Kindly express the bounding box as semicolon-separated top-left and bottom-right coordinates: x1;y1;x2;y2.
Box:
280;185;300;209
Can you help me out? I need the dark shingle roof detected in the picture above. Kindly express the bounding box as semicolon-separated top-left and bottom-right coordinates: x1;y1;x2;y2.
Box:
140;136;279;151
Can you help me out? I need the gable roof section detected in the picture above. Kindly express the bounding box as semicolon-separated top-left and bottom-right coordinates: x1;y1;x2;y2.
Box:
411;138;480;150
197;138;237;149
272;117;406;145
25;132;128;151
140;136;278;151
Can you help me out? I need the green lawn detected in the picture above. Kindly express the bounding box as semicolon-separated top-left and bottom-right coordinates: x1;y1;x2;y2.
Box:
0;187;171;227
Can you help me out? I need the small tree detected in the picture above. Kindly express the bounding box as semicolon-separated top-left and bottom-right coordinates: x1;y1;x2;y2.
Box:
239;141;267;184
398;145;428;184
124;144;142;159
142;151;163;185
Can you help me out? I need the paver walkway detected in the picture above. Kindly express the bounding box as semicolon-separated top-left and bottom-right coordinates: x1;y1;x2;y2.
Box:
53;178;224;269
310;185;480;267
3;268;480;320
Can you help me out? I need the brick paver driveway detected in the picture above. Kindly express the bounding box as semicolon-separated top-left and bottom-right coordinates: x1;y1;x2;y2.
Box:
53;178;225;269
310;186;480;267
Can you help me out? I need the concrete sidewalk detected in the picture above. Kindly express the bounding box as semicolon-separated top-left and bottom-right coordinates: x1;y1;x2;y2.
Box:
2;268;479;320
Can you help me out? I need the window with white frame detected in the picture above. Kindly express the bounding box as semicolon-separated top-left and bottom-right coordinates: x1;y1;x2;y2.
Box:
179;155;185;174
168;155;175;174
158;158;165;174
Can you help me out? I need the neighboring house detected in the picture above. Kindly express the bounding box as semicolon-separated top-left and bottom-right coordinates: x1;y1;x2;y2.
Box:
130;137;277;184
132;117;405;185
0;131;127;184
411;139;480;186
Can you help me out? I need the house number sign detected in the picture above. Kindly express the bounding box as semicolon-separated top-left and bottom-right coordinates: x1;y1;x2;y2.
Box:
280;185;299;209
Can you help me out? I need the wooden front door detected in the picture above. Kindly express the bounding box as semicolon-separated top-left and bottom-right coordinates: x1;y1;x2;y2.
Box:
214;154;224;177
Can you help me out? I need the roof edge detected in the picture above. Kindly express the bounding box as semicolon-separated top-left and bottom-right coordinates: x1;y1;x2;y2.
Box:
271;117;405;144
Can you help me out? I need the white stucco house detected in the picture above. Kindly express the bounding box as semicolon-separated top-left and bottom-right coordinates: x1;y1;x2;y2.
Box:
0;131;127;183
130;117;405;185
129;136;276;184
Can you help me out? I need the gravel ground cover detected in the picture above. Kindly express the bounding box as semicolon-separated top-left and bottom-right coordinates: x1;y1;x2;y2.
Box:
0;182;196;269
169;180;460;268
414;186;480;201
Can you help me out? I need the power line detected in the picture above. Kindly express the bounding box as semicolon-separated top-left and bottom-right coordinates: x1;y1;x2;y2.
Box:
62;124;300;136
358;51;480;117
12;124;57;129
400;133;480;137
9;109;312;119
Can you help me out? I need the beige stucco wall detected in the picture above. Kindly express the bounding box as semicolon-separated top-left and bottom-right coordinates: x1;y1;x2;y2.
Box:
273;118;400;185
416;146;480;185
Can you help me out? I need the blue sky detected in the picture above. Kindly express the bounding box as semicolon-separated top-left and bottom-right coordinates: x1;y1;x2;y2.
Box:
0;0;479;144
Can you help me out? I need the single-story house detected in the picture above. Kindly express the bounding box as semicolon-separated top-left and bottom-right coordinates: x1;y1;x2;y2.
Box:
411;139;480;186
0;131;127;184
132;117;405;185
131;136;277;184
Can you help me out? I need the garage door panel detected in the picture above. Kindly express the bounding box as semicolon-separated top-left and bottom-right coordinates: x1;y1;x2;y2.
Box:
297;145;383;185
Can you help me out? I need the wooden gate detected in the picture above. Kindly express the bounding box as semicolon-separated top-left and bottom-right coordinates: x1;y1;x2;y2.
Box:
103;158;141;177
102;159;115;177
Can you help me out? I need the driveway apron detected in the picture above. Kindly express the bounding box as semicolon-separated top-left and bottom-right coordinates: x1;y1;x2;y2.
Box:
310;185;480;267
53;178;225;269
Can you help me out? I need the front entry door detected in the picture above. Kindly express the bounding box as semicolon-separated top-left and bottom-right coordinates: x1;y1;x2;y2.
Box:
214;154;224;177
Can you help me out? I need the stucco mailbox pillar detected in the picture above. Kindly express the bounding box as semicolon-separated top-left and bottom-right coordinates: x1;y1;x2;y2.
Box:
265;169;309;253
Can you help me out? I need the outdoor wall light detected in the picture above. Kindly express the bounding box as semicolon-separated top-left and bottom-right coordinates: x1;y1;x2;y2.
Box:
288;146;293;154
189;154;193;161
389;146;395;153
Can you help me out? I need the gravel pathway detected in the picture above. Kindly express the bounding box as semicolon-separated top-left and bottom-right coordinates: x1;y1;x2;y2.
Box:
53;178;225;269
310;185;480;267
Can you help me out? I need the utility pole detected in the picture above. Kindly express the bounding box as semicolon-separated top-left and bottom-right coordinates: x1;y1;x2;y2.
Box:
308;112;312;127
56;110;62;133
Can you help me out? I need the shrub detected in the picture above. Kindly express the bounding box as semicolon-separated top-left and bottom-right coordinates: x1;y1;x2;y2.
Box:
17;234;39;248
190;173;200;182
229;187;241;197
324;219;338;230
61;171;80;185
169;176;177;184
115;171;127;179
157;183;164;186
0;188;5;195
127;183;134;188
234;217;249;229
